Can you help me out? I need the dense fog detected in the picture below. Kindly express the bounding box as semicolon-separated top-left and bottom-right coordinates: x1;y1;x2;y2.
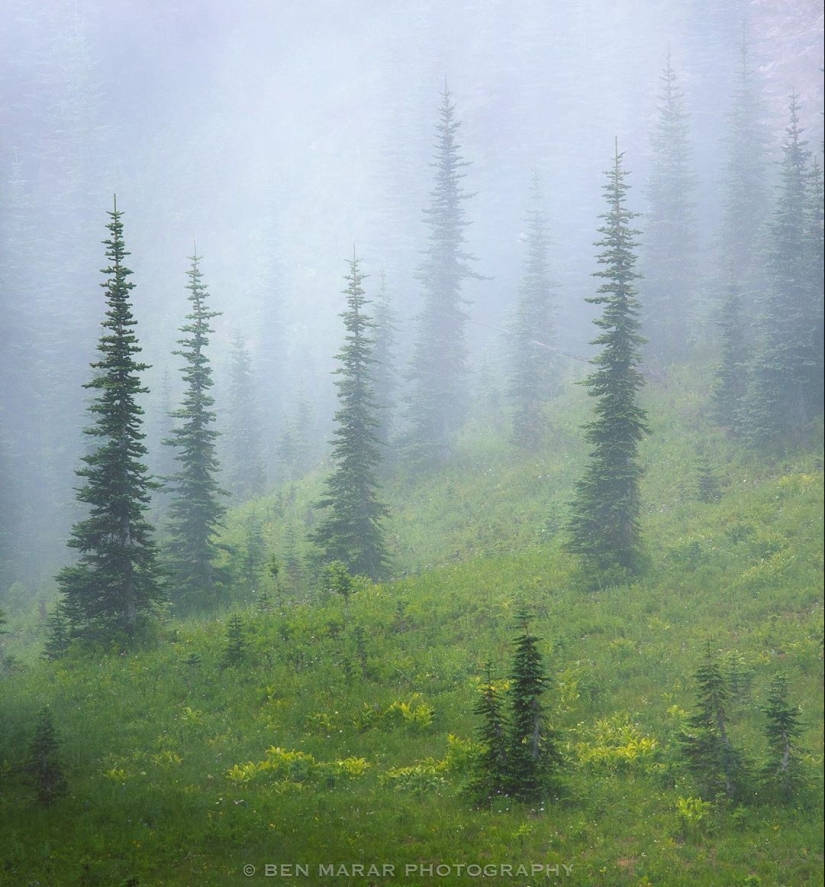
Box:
0;0;822;592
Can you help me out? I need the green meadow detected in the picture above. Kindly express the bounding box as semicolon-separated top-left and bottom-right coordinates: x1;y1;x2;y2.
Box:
1;370;823;887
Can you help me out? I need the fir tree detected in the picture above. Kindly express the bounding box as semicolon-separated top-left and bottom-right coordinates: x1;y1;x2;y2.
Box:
641;50;697;363
505;613;562;803
719;23;771;301
164;251;228;613
746;95;819;448
710;278;750;433
372;269;399;451
680;644;748;801
406;86;480;464
55;198;164;646
24;707;68;806
470;664;509;804
761;673;805;801
221;613;248;668
42;602;72;661
278;390;315;483
567;144;649;585
508;172;557;450
311;255;389;581
225;332;266;501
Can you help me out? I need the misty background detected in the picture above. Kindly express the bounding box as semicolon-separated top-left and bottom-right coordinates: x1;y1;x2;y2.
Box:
0;0;822;592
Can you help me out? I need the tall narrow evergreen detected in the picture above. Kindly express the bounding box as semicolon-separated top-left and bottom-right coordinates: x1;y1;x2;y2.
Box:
470;664;509;803
505;613;562;802
311;255;389;581
710;279;750;433
55;199;164;645
225;332;266;501
719;23;771;299
567;144;649;584
641;50;697;363
406;86;479;464
745;95;820;449
679;644;748;800
371;269;399;451
24;708;68;807
508;173;557;449
761;673;805;801
164;251;228;613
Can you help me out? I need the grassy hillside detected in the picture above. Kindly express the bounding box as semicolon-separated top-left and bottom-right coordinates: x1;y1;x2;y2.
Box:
1;366;823;887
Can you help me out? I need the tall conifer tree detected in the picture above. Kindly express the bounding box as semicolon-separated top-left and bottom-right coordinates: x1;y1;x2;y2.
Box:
745;95;821;448
311;255;389;581
641;50;697;363
56;199;163;645
225;332;266;501
506;612;562;802
568;144;649;584
719;24;771;301
710;279;750;433
406;86;479;464
372;269;399;451
164;251;228;612
508;173;557;449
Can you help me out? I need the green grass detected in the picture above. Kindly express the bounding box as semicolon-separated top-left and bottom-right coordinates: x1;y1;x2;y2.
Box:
1;364;823;886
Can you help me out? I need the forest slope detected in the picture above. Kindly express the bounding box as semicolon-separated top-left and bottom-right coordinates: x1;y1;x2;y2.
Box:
1;366;823;887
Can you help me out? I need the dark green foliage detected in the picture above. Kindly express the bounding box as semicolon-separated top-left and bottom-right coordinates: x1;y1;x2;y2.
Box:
42;602;71;661
695;449;721;504
311;256;389;581
55;199;164;647
680;644;749;801
710;279;750;434
225;332;267;501
470;664;509;803
508;173;557;450
23;707;68;806
221;613;248;668
745;95;822;449
406;87;480;464
235;512;267;598
641;50;697;362
164;252;228;613
567;145;649;584
505;613;562;803
761;673;805;801
322;561;355;607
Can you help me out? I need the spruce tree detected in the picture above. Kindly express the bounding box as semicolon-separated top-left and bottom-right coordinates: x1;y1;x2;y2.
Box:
406;86;480;464
746;95;820;448
761;673;805;801
470;664;509;803
221;613;248;668
680;644;748;801
24;707;68;806
508;173;557;450
225;332;266;501
371;269;399;451
567;144;649;585
505;613;562;803
641;50;697;363
42;602;72;661
719;24;771;301
710;279;750;433
311;255;389;581
164;251;228;613
55;199;164;646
